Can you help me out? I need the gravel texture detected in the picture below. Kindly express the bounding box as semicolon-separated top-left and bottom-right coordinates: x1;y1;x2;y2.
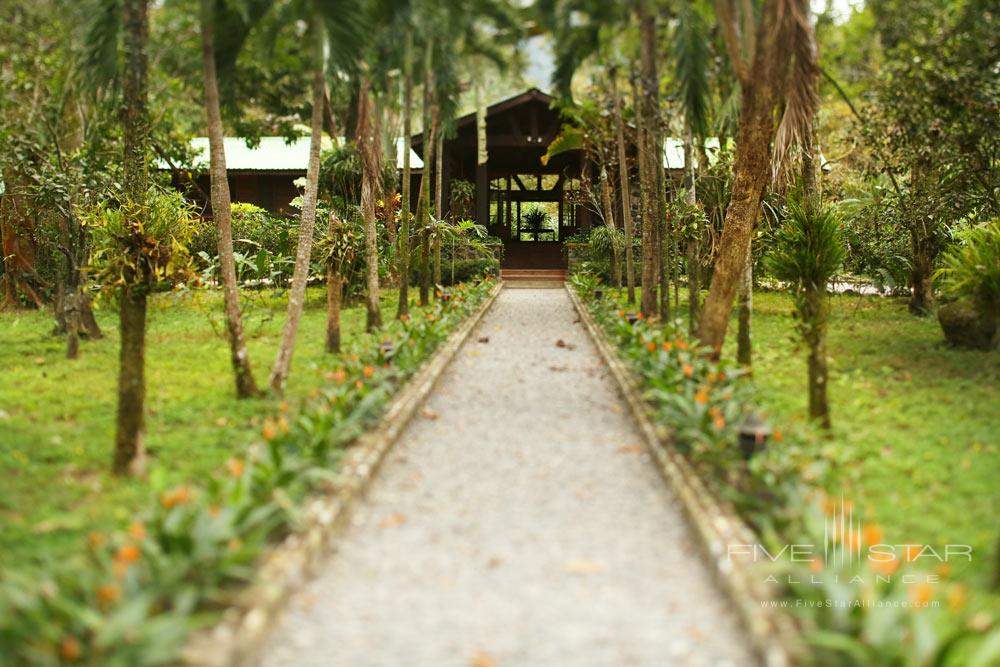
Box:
255;288;754;667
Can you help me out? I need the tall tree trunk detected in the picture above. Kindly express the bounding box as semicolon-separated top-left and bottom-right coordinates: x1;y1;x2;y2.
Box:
416;94;438;307
269;19;324;395
433;129;444;289
357;73;383;331
636;0;661;318
610;70;636;303
201;0;258;398
325;211;345;353
698;0;792;355
599;166;621;287
805;290;831;428
736;243;753;366
396;31;413;319
908;224;936;315
114;0;150;476
684;134;700;337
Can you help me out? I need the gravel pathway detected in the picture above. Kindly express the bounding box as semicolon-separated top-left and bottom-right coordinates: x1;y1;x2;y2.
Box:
255;288;754;667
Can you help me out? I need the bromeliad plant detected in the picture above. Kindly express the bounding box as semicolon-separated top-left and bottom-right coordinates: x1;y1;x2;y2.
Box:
0;279;493;666
766;202;846;429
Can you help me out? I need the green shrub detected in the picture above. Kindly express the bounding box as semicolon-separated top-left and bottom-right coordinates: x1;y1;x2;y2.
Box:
936;219;1000;318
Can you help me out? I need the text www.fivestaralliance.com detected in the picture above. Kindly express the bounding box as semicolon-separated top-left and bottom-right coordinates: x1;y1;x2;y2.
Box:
761;599;940;609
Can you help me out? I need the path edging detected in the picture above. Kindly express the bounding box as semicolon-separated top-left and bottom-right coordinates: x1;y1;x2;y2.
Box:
182;281;502;667
566;284;805;667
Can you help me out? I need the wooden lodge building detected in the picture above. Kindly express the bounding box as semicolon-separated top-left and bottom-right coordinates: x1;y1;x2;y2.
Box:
174;88;696;271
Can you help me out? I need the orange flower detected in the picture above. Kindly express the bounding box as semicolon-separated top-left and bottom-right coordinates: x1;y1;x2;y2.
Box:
809;557;824;573
88;532;106;549
60;637;82;662
399;314;410;322
706;371;717;384
355;380;364;390
617;310;626;318
425;312;435;320
717;371;726;381
96;583;120;607
262;418;278;441
160;486;191;509
863;524;883;546
645;341;656;353
279;400;289;414
676;340;688;351
363;365;375;378
903;544;924;563
682;364;694;378
822;497;837;516
636;311;644;320
278;415;289;433
772;429;784;442
713;415;726;430
910;582;934;606
708;406;722;419
870;555;899;576
127;521;146;541
115;544;140;564
225;458;245;478
948;583;968;610
694;388;710;405
332;368;348;385
661;341;673;352
936;563;952;579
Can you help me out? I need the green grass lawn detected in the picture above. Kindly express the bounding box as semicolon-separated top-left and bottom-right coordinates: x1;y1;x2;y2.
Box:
614;287;1000;599
730;291;999;596
0;287;404;570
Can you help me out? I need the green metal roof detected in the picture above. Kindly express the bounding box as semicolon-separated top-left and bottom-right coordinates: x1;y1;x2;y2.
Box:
181;136;423;171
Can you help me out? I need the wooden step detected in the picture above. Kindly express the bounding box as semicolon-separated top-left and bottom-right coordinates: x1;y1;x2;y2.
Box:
500;269;567;281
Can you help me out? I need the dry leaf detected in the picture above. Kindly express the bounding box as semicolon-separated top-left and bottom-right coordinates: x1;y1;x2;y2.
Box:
548;365;568;372
610;405;622;414
618;445;642;455
421;407;439;420
470;652;496;667
477;336;490;343
555;339;576;350
564;559;604;575
380;512;407;528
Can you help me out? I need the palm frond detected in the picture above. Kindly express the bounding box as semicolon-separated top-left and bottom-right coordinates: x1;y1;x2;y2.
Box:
673;0;711;139
772;0;819;185
82;0;121;92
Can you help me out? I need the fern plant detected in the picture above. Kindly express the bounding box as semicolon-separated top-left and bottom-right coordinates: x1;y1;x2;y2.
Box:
936;219;1000;318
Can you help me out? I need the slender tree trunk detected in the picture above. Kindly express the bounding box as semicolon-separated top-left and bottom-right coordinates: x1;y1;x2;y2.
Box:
113;286;147;474
397;31;413;319
599;167;620;287
113;0;150;476
269;20;324;395
805;291;831;428
699;8;793;354
908;224;936;315
610;71;635;303
685;134;700;337
637;0;660;318
433;129;444;289
201;0;258;398
736;244;753;366
325;213;345;352
357;73;383;331
658;152;671;321
416;90;438;307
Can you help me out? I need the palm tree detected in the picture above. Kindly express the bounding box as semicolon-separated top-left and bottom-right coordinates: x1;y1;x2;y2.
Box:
697;0;812;355
200;0;259;398
265;0;365;395
767;202;844;428
356;70;383;331
111;0;151;476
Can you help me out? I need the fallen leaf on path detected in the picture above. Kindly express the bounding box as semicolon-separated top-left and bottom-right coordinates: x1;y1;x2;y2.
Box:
477;336;490;343
470;652;496;667
421;407;439;420
618;445;642;454
564;559;604;575
555;339;576;350
610;405;622;413
548;365;568;372
380;512;407;528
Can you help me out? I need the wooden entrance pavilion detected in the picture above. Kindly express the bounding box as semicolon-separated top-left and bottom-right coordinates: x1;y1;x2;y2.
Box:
413;88;592;270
